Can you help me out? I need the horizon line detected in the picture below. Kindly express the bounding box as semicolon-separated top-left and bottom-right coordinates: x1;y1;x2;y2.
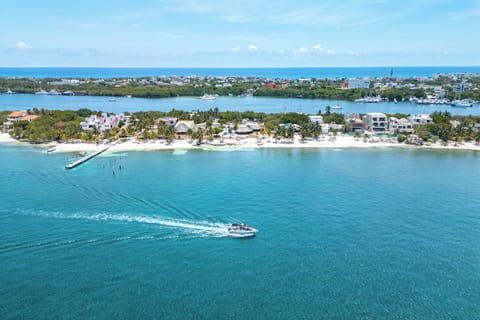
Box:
1;65;480;69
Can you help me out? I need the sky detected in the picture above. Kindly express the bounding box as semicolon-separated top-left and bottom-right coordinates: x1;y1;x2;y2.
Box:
1;0;479;67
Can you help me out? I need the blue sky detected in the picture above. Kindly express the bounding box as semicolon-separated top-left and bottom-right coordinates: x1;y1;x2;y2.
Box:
1;0;479;67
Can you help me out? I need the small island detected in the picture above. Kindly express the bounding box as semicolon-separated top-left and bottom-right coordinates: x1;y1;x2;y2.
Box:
1;107;479;153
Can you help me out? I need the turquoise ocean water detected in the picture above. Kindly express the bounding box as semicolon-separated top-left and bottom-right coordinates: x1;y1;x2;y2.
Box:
1;145;479;319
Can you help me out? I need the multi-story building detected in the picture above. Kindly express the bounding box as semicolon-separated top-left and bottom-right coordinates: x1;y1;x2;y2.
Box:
389;117;414;134
347;79;370;89
364;112;387;132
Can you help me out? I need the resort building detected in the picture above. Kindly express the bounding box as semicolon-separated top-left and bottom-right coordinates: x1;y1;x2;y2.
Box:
364;112;388;132
7;110;27;123
80;113;130;132
244;121;262;131
347;79;370;89
3;111;38;129
407;114;433;125
389;117;414;134
235;125;254;135
175;120;194;134
157;117;178;127
309;115;324;125
20;115;39;122
195;123;207;131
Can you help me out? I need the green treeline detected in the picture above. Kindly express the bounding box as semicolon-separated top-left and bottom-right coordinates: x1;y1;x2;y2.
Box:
12;77;480;101
3;108;480;144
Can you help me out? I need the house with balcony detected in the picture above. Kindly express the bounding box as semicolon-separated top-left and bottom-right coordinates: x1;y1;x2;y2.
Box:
389;117;414;134
407;114;433;125
344;114;364;133
364;112;387;133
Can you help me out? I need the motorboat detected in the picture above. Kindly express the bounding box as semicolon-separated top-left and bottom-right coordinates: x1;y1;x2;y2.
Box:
48;89;61;95
108;98;117;102
452;99;473;108
354;96;381;103
6;88;16;94
332;105;343;110
227;223;258;238
200;93;216;100
35;89;48;95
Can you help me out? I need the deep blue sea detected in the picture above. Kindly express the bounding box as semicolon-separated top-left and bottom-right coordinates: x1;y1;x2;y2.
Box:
1;145;479;319
1;66;480;79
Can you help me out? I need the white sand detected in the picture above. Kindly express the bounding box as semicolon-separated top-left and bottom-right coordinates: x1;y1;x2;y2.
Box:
41;135;480;154
2;133;479;153
0;133;17;143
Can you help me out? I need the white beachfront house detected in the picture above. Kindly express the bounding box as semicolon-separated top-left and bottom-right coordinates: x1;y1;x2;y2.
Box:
364;112;388;133
407;114;433;125
80;113;130;132
389;117;414;134
309;115;324;125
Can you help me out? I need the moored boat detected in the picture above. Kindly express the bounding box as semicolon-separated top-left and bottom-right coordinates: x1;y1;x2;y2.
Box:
452;99;473;108
200;93;216;100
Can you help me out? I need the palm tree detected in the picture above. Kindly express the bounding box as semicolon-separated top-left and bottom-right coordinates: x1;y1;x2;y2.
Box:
312;123;321;140
207;127;215;141
186;128;193;141
165;126;176;143
286;126;295;142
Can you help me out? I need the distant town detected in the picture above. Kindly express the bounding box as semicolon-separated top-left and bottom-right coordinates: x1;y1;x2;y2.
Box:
1;72;479;105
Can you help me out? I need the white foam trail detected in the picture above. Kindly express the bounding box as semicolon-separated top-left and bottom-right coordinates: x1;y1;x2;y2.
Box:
29;210;230;237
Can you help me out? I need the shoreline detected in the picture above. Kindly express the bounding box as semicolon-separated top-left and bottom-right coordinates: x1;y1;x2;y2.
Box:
2;133;479;153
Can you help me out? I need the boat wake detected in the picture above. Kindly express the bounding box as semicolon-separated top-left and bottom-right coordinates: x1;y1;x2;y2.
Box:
23;210;231;238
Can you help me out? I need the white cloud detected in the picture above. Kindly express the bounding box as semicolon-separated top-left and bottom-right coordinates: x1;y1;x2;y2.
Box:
222;15;253;23
231;46;241;52
295;47;309;55
16;41;32;50
326;49;336;55
312;44;324;53
247;44;258;51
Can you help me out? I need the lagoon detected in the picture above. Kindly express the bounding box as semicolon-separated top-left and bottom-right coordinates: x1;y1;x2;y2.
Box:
1;93;479;115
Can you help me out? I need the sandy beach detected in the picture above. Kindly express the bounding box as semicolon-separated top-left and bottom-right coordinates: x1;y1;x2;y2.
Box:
2;134;478;153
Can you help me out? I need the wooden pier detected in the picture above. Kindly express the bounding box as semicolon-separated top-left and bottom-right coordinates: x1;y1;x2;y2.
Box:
65;146;110;169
